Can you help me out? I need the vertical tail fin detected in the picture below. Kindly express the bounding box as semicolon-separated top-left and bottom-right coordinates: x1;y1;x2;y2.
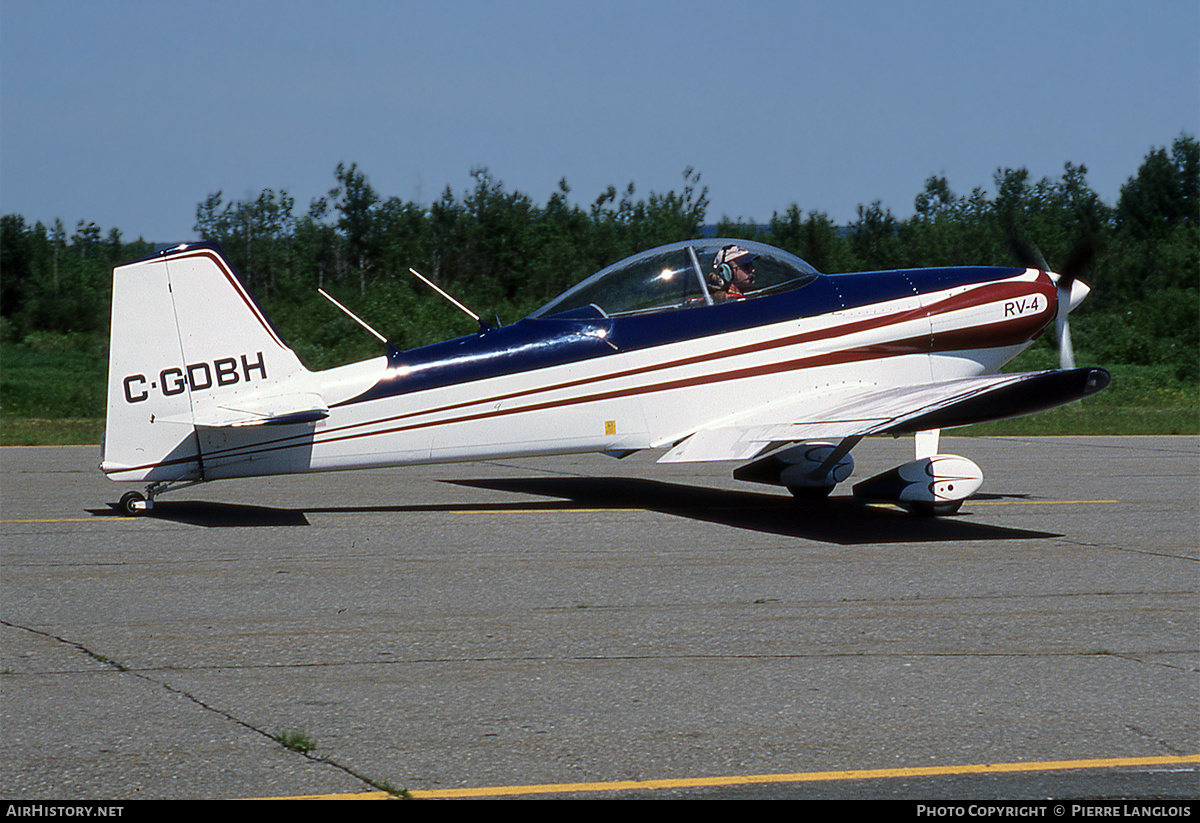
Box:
102;243;319;482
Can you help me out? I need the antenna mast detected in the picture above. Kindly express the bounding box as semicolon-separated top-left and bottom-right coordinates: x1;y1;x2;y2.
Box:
408;268;491;331
318;289;389;343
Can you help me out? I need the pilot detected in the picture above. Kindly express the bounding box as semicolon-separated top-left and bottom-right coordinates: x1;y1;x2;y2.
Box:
711;245;757;301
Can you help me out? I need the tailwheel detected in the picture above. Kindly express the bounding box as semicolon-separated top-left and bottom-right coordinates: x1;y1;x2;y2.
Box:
114;478;199;516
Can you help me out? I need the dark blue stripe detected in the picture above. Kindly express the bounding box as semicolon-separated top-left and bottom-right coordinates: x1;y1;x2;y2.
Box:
889;266;1027;297
344;316;620;405
828;266;1026;308
337;266;1023;406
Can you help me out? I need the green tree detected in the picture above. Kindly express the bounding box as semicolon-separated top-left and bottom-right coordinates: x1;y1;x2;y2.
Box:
329;162;380;294
847;200;900;270
1117;135;1199;241
1;215;34;329
765;205;846;273
194;189;297;298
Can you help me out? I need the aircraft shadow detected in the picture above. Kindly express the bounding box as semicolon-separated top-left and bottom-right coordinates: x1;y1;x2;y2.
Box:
449;477;1062;545
90;497;649;528
92;498;625;527
93;502;311;527
90;480;1057;542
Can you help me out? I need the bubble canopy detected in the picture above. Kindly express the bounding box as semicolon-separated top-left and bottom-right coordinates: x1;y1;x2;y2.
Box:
528;239;820;320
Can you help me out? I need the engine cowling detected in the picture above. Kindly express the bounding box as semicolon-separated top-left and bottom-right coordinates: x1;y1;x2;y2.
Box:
852;454;982;515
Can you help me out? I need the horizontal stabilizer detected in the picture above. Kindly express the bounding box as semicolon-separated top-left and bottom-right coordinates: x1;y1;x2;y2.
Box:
190;392;329;428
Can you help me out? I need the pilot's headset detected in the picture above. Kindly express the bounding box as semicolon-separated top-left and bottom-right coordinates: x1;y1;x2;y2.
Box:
713;244;747;287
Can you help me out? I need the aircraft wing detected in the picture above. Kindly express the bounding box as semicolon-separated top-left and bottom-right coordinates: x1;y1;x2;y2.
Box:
658;367;1110;463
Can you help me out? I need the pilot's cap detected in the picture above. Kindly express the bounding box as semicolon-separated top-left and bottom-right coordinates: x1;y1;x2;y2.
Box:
714;245;756;268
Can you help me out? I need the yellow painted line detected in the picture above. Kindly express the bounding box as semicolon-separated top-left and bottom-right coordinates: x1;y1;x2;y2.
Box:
274;754;1200;800
969;499;1119;506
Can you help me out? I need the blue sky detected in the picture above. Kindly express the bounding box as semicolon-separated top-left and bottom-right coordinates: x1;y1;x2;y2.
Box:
2;0;1197;243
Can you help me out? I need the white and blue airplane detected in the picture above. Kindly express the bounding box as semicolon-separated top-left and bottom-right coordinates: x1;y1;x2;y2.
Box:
102;238;1108;516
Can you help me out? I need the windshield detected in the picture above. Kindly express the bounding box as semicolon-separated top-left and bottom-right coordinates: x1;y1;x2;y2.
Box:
529;239;819;319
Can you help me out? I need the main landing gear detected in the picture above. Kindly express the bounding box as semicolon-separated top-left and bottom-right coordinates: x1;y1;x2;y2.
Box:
734;430;985;516
118;490;148;516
